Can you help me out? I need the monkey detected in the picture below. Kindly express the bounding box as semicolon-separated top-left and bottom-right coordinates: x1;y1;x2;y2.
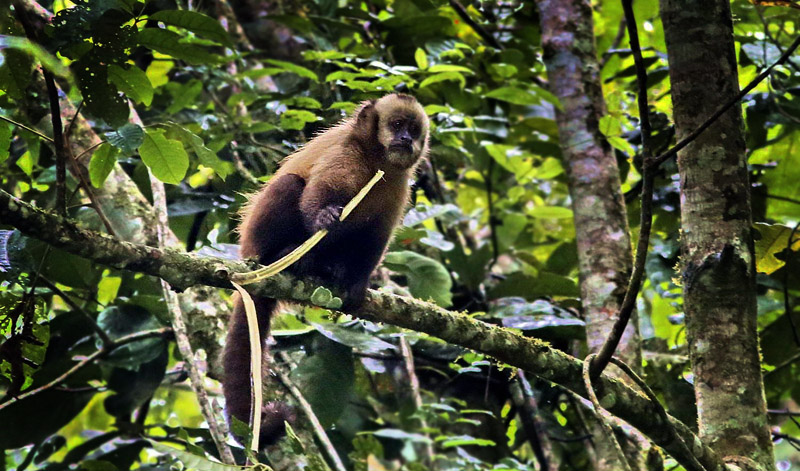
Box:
222;93;430;446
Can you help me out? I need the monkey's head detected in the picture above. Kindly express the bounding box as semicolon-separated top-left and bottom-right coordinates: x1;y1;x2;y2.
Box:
356;93;430;170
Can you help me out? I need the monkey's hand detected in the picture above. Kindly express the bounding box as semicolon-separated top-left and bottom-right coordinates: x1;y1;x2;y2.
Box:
312;204;343;232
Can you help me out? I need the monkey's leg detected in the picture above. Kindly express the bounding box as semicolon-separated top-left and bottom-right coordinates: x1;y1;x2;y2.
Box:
222;294;295;446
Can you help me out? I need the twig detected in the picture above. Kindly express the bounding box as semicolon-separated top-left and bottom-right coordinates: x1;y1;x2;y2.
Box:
766;193;800;206
72;141;106;162
12;1;67;215
13;0;117;236
0;115;54;143
276;352;348;471
652;33;800;167
485;158;500;270
768;409;800;416
764;349;800;378
755;7;800;73
399;335;435;463
149;173;235;465
784;222;800;347
448;0;503;49
602;356;707;471
591;0;653;377
64;154;118;237
37;276;112;345
513;371;555;471
66;100;84;138
581;355;632;471
0;328;173;411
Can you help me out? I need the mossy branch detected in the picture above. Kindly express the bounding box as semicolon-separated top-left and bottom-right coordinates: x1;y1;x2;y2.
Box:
0;188;723;471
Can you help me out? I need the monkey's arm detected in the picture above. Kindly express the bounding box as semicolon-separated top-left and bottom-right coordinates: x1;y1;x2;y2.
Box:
299;176;361;233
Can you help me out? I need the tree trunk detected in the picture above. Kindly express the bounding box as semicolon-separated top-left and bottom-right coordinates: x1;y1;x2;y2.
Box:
536;0;643;469
660;0;774;467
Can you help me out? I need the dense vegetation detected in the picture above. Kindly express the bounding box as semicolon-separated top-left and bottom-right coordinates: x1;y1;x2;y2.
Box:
2;0;800;470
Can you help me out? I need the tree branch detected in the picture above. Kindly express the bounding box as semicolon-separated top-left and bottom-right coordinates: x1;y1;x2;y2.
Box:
0;328;173;410
0;188;724;471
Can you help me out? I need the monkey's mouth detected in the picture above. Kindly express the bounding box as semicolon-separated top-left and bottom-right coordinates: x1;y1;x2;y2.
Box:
389;143;413;154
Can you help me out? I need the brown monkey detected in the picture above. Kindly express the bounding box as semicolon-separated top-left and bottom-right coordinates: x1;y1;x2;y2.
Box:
223;93;430;445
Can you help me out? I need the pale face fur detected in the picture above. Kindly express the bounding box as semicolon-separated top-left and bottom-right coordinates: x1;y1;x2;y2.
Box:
374;95;430;170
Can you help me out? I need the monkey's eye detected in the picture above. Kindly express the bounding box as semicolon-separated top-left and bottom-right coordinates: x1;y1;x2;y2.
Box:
391;120;403;130
409;123;421;138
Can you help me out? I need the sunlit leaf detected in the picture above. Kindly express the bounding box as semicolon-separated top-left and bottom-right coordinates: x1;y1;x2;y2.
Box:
139;128;189;184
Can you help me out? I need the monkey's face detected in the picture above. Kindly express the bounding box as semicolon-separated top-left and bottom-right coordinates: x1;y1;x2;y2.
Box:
379;114;427;169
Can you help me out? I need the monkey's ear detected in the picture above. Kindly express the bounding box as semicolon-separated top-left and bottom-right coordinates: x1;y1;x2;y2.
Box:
355;100;379;141
355;100;377;122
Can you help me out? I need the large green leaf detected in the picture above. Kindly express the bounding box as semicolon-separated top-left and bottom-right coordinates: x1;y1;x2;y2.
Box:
105;123;144;154
139;128;189;184
0;121;11;164
75;58;129;128
88;143;119;188
753;222;800;274
0;36;71;78
107;64;154;106
265;59;319;81
138;28;222;65
150;10;233;46
383;251;453;307
167;123;232;180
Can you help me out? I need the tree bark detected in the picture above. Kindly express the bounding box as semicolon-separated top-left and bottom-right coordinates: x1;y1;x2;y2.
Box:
537;0;641;374
660;0;774;468
536;1;643;468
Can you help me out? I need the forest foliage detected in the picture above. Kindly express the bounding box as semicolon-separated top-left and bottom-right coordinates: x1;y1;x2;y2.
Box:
2;0;800;470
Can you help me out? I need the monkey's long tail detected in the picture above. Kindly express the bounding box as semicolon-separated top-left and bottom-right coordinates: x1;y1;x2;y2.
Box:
222;294;295;447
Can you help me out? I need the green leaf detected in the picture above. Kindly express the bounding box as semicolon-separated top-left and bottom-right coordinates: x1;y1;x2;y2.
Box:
383;251;453;307
414;48;428;69
89;143;119;188
427;64;473;74
527;206;573;219
489;271;579;299
150;441;249;471
485;86;562;109
371;429;432;443
138;28;222;65
420;72;465;89
312;323;397;354
107;64;154;106
599;115;634;155
0;121;11;164
484;86;538;105
97;305;166;370
280;109;319;130
167;123;232;180
105;123;144;154
75;58;129;128
309;286;342;309
290;341;354;427
149;10;233;47
264;59;319;81
165;80;203;114
139;128;189;184
0;36;71;79
753;222;800;274
486;144;533;181
438;435;495;448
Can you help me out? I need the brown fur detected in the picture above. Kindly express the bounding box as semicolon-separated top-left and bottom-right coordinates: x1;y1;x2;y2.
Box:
223;93;430;446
